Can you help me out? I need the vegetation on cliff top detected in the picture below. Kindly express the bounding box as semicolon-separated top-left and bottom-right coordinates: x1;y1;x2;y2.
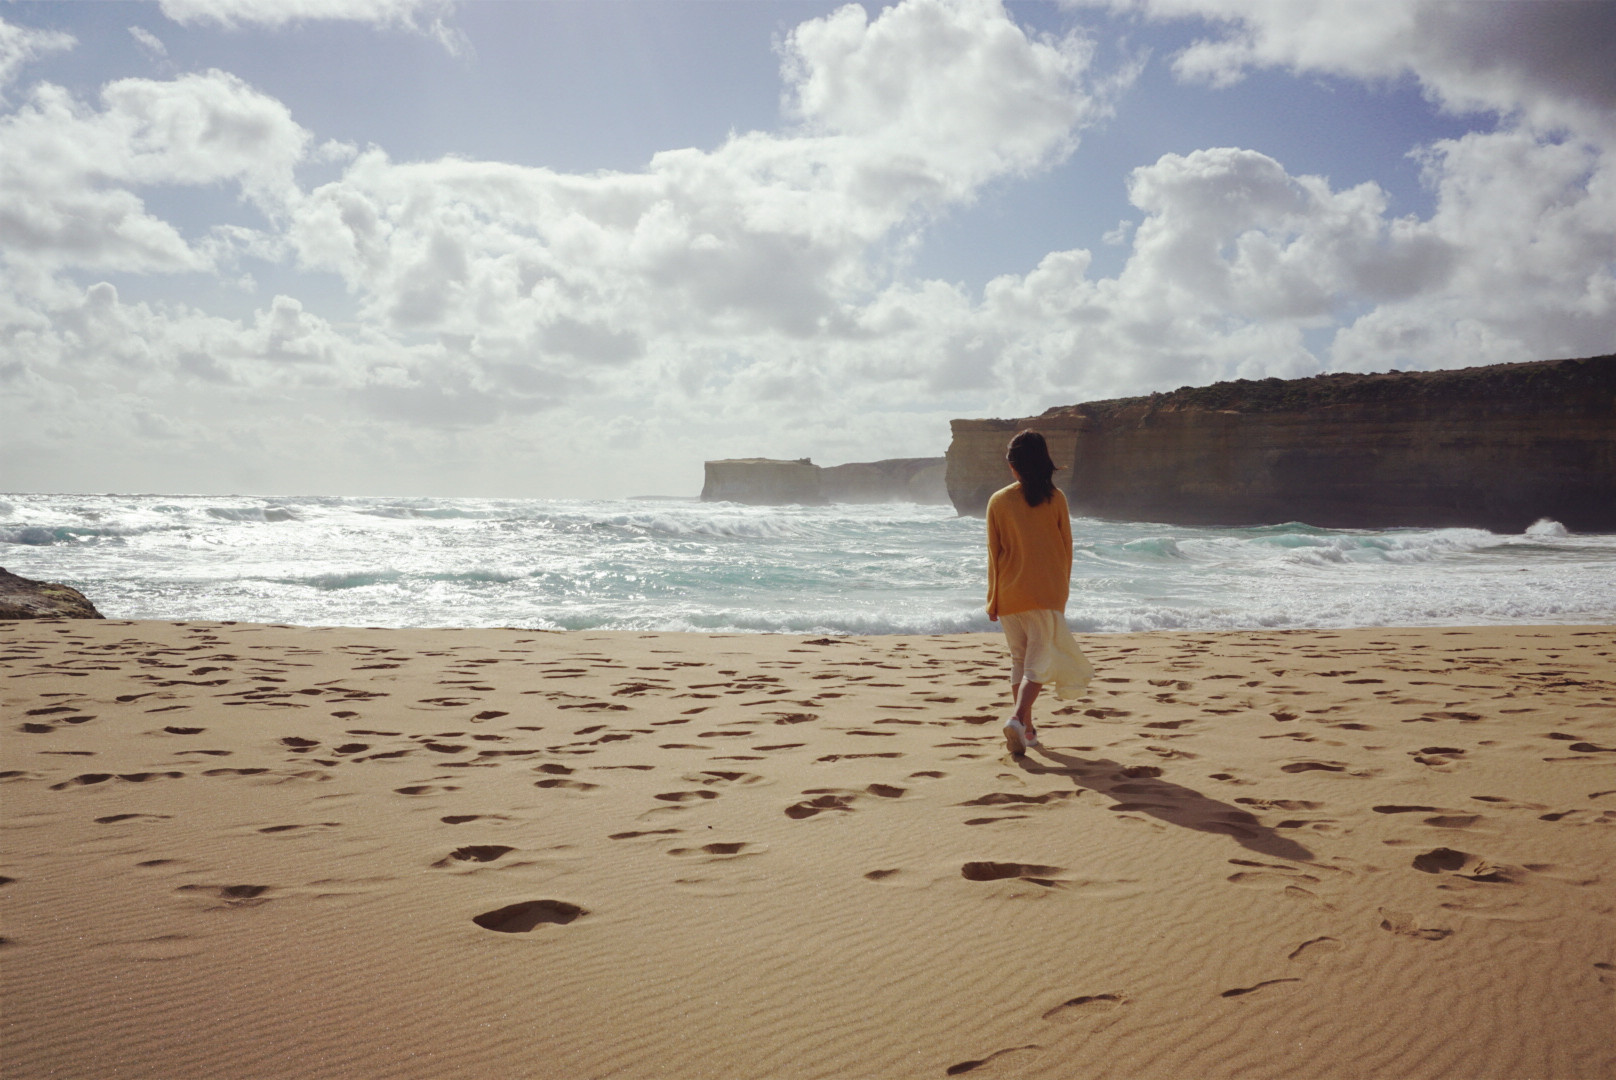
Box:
1037;353;1615;419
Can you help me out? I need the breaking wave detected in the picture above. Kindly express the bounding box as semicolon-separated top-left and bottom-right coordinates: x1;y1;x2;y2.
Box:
3;494;1611;633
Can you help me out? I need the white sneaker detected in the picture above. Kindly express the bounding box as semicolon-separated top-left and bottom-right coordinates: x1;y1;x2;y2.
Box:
1023;730;1042;750
1003;717;1028;755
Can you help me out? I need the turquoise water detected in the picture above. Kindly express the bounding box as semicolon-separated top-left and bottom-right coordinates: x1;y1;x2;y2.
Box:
3;493;1613;633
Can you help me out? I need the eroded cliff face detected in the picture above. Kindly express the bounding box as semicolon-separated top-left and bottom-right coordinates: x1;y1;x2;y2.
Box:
821;458;947;504
701;459;825;505
947;354;1616;532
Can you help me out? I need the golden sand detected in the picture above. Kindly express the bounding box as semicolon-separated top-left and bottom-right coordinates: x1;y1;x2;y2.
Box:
2;619;1613;1079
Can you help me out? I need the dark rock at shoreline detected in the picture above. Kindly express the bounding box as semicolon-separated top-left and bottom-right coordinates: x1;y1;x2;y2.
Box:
946;353;1616;532
0;568;105;620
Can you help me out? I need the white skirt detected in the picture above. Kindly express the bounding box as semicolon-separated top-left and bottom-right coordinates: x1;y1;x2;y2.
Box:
999;609;1095;699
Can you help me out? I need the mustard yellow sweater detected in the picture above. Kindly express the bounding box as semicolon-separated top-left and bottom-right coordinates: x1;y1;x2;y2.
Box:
985;483;1072;618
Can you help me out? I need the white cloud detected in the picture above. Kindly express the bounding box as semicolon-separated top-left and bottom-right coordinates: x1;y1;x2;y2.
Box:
1329;127;1616;368
781;0;1109;200
1104;0;1616;144
283;0;1115;349
0;15;75;95
0;71;310;274
161;0;433;29
1101;219;1134;245
158;0;471;57
128;25;168;59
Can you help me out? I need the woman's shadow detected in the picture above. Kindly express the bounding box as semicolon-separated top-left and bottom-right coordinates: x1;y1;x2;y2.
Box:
1018;746;1316;863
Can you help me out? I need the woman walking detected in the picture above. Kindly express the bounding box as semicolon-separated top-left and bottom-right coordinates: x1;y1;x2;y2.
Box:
985;430;1094;755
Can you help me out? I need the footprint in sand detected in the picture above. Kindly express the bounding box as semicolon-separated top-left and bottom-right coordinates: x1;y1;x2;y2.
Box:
1424;711;1483;722
433;845;515;867
1221;978;1302;998
1237;797;1322;812
1422;814;1483;829
959;792;1075;809
1223;860;1334;906
395;784;460;796
683;770;765;786
1287;936;1343;962
51;771;185;789
442;814;511;825
472;899;586;933
1280;760;1349;774
1227;870;1322;888
1411;847;1524;882
667;841;765;859
46;773;108;789
655;790;718;802
946;1045;1042;1076
1378;907;1453;941
1412;746;1466;767
1042;993;1128;1022
535;778;599;791
960;861;1066;887
785;792;857;819
176;883;274;908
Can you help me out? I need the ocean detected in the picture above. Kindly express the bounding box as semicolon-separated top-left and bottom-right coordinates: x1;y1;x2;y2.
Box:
2;493;1613;635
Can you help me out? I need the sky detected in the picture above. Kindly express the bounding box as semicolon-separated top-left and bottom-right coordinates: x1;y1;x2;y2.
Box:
2;0;1613;499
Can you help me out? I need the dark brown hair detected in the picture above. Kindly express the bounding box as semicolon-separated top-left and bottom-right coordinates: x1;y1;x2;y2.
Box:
1007;429;1057;507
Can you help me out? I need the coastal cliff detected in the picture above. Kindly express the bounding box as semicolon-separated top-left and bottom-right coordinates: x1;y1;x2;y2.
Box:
946;354;1616;532
701;459;824;505
821;458;947;504
702;457;947;505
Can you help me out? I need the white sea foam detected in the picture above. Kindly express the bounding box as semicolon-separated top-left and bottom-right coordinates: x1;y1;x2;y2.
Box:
3;494;1612;633
1526;517;1570;539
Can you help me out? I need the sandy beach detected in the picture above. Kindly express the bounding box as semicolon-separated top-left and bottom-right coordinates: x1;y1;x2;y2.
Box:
2;618;1613;1079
